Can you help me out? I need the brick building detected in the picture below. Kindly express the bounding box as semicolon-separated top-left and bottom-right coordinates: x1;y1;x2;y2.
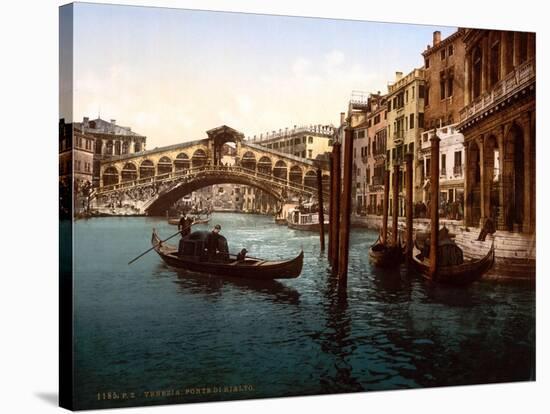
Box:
420;30;466;214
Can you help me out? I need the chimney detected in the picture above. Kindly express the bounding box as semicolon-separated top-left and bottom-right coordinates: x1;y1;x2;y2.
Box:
433;31;441;46
395;71;403;81
110;119;116;125
340;112;345;125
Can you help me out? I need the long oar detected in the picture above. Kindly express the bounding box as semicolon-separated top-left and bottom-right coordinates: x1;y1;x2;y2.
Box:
128;224;192;265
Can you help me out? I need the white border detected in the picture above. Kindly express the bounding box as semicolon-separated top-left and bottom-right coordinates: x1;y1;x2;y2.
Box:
0;0;547;413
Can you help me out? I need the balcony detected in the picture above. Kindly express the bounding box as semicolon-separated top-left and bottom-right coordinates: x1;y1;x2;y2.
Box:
393;130;404;145
459;59;535;124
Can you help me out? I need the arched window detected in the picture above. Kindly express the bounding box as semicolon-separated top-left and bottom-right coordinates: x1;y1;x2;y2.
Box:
191;149;207;168
139;160;155;179
174;153;190;171
257;156;272;174
273;160;287;179
121;163;137;182
304;170;317;188
241;151;256;171
157;156;172;175
122;141;129;155
289;166;303;185
102;166;119;186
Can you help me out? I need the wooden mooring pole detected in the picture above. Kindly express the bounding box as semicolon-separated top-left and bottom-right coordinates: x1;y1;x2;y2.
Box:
338;126;353;285
381;169;390;245
392;162;400;246
405;152;414;261
429;136;441;279
316;168;325;252
330;142;342;271
328;155;335;262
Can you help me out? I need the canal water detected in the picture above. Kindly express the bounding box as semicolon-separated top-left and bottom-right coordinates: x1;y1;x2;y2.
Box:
73;213;535;409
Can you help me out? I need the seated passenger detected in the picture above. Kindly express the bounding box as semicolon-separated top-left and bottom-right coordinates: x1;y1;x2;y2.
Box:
236;248;248;262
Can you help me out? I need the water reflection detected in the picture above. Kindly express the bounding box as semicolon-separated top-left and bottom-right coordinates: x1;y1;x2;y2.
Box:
166;266;301;305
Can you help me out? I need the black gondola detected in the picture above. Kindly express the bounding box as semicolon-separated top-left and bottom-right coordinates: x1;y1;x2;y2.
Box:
151;229;303;280
368;233;403;268
411;228;495;285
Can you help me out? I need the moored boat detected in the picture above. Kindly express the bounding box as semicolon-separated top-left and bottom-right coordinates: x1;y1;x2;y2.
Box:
368;234;403;268
286;203;328;232
151;229;303;280
411;229;495;285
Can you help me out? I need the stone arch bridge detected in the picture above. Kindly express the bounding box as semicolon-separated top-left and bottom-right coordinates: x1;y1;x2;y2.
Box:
94;125;330;215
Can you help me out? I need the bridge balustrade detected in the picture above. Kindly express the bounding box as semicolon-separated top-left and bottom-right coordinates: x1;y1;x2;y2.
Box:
98;164;329;199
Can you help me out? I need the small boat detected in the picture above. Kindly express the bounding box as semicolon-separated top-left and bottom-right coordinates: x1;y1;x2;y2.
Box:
411;229;495;285
151;229;303;280
368;234;403;267
286;203;328;232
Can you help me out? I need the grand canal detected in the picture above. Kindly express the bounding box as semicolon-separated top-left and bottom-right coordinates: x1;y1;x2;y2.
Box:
73;213;535;409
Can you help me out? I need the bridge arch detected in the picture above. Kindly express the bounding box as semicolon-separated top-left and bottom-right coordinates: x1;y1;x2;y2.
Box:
103;166;119;186
273;160;287;179
121;162;138;182
192;149;207;167
174;153;190;171
258;156;272;174
139;159;155;179
157;156;173;175
145;171;284;216
241;151;256;171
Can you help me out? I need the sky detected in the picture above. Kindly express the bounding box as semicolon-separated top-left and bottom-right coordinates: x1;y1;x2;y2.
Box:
71;3;456;148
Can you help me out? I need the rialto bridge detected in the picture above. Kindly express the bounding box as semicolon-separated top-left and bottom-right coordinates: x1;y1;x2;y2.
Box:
93;125;330;215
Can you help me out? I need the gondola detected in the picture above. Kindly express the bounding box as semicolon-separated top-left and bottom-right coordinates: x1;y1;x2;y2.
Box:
368;234;403;268
151;229;303;280
411;233;495;285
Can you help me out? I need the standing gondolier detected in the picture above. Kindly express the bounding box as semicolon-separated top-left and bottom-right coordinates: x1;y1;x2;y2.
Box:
178;214;193;237
205;224;222;261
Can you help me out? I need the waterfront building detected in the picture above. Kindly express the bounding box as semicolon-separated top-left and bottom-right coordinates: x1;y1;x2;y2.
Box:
347;91;387;215
457;29;535;233
249;124;335;161
74;117;147;186
386;68;425;215
366;96;388;215
420;30;466;217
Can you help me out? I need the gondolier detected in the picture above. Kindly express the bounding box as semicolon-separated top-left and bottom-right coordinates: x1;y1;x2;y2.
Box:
178;214;193;237
205;224;222;261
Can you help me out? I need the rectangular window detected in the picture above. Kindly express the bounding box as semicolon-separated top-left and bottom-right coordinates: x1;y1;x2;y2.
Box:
454;151;462;166
440;49;446;60
447;76;454;97
308;136;313;144
440;71;446;100
374;114;380;124
448;44;454;56
441;154;446;171
308;149;313;158
425;57;430;68
419;85;425;99
418;113;424;128
412;86;415;99
410;113;415;129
